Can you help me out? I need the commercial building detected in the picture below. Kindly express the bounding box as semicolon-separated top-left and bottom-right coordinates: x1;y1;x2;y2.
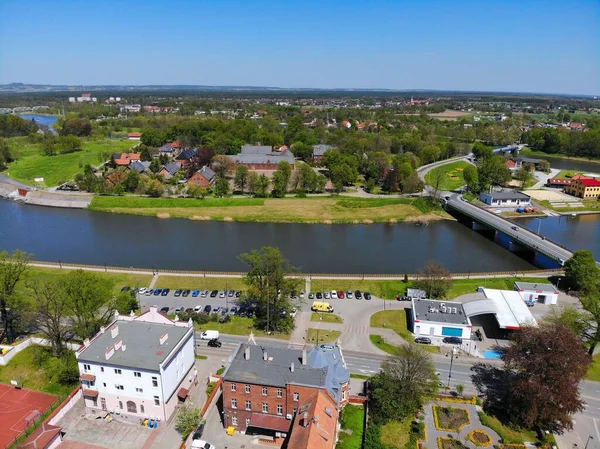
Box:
479;191;531;207
410;299;472;340
514;282;559;305
76;306;196;424
564;178;600;199
463;288;538;331
221;343;349;440
231;145;296;171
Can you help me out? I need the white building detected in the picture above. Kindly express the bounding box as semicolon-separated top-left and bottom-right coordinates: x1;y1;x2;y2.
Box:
69;93;97;103
411;299;472;340
76;306;196;424
479;191;531;207
463;288;538;330
514;282;559;305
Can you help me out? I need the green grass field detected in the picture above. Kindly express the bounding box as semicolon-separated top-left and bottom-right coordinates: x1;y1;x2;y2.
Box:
153;276;246;291
478;412;537;444
554;170;586;180
380;417;413;449
5;137;137;186
370;310;440;353
337;405;365;449
194;317;289;339
588;354;600;381
425;161;469;191
311;312;343;323
538;199;600;213
91;196;266;209
306;328;341;344
369;334;399;354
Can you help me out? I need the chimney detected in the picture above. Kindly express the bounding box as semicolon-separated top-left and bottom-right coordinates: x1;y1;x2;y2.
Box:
111;326;119;339
122;344;126;351
302;347;307;366
290;362;295;373
83;338;90;348
263;350;268;361
115;339;122;351
105;346;115;360
245;345;250;360
159;332;168;345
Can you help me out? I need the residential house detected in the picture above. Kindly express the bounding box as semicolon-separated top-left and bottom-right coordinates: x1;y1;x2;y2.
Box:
112;153;141;167
129;160;151;174
127;132;142;140
69;93;97;103
175;148;198;167
546;178;572;188
341;120;351;129
568;122;585;131
159;161;182;180
312;145;336;163
120;105;141;113
187;166;215;187
231;145;296;171
564;178;600;199
158;141;181;157
76;306;196;424
221;344;350;438
506;157;543;171
286;390;339;449
479;191;531;207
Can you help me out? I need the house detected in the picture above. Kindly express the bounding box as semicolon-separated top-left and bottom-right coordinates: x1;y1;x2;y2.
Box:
159;161;182;180
221;343;349;437
286;390;339;449
175;148;198;167
231;145;296;171
69;93;97;103
187;166;215;187
564;178;600;199
514;281;559;305
341;120;351;129
120;105;141;113
479;191;531;207
112;153;141;167
158;142;181;157
127;132;142;141
568;122;585;131
75;306;196;424
312;145;336;163
129;160;151;174
506;157;544;171
505;159;518;170
410;298;472;340
546;178;572;187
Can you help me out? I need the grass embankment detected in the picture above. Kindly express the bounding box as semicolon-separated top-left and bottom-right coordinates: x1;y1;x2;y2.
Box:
311;312;343;323
370;310;440;354
0;346;77;397
380;417;413;448
587;354;600;381
478;412;537;444
153;276;246;291
5;137;137;186
195;317;289;339
520;147;600;163
538;199;600;213
425;161;469;191
306;328;341;344
370;335;399;354
337;405;365;449
89;196;447;224
554;170;587;180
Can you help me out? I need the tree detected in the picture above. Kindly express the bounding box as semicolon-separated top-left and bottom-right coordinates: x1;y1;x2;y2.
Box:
139;145;153;162
514;166;530;190
413;263;453;299
253;174;270;198
187;184;208;199
30;279;73;357
140;128;165;147
428;166;445;200
0;138;13;170
238;247;300;333
477;155;512;192
149;158;161;173
57;135;82;154
60;119;92;137
62;270;114;340
174;405;201;439
369;344;438;425
462;164;479;192
0;250;32;343
330;163;356;193
211;155;235;178
456;384;464;397
234;165;249;193
114;290;139;315
488;324;590;433
564;250;600;294
123;170;140;192
214;176;230;197
144;178;164;197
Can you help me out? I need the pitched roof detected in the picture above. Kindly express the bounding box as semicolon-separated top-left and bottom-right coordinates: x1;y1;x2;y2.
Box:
162;161;182;176
176;148;198;161
159;143;175;153
232;145;295;166
19;423;61;449
129;160;150;173
312;145;336;156
113;153;141;166
128;132;142;137
198;165;215;181
577;178;600;187
287;390;338;449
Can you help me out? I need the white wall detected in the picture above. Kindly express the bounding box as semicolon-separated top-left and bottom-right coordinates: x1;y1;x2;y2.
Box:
160;332;195;402
518;290;558;305
414;322;472;340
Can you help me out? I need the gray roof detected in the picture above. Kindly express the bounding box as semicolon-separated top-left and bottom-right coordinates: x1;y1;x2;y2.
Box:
412;299;470;325
176;148;197;161
129;160;150;173
198;165;215;181
231;144;296;166
312;144;336;156
515;157;543;164
407;288;427;299
159;143;175;153
162;161;182;176
514;282;558;293
77;320;191;371
482;191;530;200
224;344;349;405
240;145;274;155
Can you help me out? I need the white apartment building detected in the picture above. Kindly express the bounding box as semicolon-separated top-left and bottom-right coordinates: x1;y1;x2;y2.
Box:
76;307;196;424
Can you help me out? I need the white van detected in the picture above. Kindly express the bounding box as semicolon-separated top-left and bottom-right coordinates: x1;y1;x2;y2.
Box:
192;440;215;449
200;330;219;340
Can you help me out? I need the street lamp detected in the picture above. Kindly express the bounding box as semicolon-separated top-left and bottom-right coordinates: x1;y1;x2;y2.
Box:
585;436;593;449
447;347;458;389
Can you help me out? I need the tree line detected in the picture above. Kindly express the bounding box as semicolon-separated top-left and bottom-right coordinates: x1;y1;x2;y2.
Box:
522;127;600;159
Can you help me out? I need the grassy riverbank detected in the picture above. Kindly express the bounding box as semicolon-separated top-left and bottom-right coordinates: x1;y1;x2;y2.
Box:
89;195;449;224
538;199;600;214
520;147;600;164
424;161;469;191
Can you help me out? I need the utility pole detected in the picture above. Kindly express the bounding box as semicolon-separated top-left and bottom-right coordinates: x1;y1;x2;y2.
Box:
447;347;458;389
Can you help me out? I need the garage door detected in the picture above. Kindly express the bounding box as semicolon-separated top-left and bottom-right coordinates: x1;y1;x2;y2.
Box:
442;327;462;337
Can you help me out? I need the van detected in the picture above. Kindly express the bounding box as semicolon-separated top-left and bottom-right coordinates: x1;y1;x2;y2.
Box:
200;330;219;340
311;301;334;313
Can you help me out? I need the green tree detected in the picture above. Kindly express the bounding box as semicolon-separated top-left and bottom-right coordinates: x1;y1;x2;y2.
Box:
139;145;153;161
0;250;32;343
514;166;531;190
456;384;464;397
0;138;13;170
238;247;300;333
60;119;92;137
214;176;230;197
211;155;235;178
144;178;164;197
187;184;208;199
462;164;479;192
477;155;512;191
57;135;82;154
564;250;600;294
413;263;453;299
149;158;161;173
175;405;202;439
234;165;249;193
124;170;140;192
254;174;270;198
115;290;139;315
140;128;165;147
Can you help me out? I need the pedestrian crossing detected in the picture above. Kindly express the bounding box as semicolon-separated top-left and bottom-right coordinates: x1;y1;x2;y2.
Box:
343;324;370;334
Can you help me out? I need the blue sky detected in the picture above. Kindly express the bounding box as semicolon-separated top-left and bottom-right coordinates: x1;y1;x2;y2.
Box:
0;0;598;95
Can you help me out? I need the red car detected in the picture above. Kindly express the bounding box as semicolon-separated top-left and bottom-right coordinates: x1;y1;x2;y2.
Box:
338;291;345;299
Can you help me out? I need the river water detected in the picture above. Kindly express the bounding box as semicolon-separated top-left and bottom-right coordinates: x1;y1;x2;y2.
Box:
532;154;600;174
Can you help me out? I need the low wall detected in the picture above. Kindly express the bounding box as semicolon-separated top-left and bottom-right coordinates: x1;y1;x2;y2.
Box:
0;337;81;366
48;386;83;426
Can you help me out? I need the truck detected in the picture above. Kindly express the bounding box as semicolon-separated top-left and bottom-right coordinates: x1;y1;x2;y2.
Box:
311;301;334;313
199;330;219;340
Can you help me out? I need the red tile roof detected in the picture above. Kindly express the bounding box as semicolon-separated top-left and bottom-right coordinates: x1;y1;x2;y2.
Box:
547;178;572;185
80;373;96;381
82;389;98;397
177;387;189;400
578;178;600;187
128;132;142;137
19;423;61;449
248;413;291;432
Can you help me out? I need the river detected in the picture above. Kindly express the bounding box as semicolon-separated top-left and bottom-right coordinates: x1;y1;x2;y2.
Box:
530;154;600;174
1;199;598;273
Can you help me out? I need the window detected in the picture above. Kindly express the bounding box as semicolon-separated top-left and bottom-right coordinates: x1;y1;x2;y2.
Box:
262;387;268;396
83;364;91;371
154;396;160;406
140;404;145;414
231;398;237;409
245;418;251;428
262;403;268;413
152;377;158;387
245;385;251;394
134;372;141;378
245;400;251;411
232;416;238;426
293;408;297;415
103;383;106;387
136;388;143;393
277;404;283;415
324;407;333;417
277;389;282;398
114;369;122;375
293;392;299;402
119;401;123;410
100;367;104;372
127;401;137;413
115;385;124;390
231;383;236;392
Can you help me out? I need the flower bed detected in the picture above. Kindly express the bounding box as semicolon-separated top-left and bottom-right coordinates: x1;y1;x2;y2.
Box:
436;396;477;405
467;430;493;447
433;405;471;432
499;445;526;449
438;437;468;449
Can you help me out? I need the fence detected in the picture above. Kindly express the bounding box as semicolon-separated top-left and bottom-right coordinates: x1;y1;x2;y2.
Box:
0;337;81;366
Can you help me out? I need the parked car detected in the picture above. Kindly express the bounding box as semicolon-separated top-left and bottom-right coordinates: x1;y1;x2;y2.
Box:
207;339;222;348
338;291;345;299
153;289;162;296
203;305;212;313
289;307;298;317
346;290;353;299
160;306;169;313
316;292;322;299
194;305;202;312
324;292;330;299
331;290;338;299
219;291;226;298
191;439;215;449
192;290;200;297
355;290;362;299
235;291;242;298
200;290;208;297
192;422;205;440
230;306;238;315
138;287;147;295
228;290;235;297
120;286;131;292
364;292;372;300
200;330;219;340
308;292;315;299
300;291;305;299
175;306;184;313
210;290;218;298
290;291;297;299
443;337;462;345
211;306;221;314
185;308;193;313
182;289;191;297
145;289;154;296
174;289;182;297
221;307;229;314
415;337;432;345
161;288;170;296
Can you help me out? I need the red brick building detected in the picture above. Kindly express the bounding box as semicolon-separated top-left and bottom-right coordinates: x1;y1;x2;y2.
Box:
221;344;349;439
187;166;215;187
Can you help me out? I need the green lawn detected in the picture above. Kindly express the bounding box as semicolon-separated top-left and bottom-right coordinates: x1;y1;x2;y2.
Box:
478;412;537;444
554;170;586;180
311;312;343;323
310;280;405;299
380;417;412;449
194;317;289;339
5;137;137;186
538;199;600;213
350;373;370;380
0;346;78;398
90;196;266;209
307;328;341;344
369;334;398;354
337;405;365;449
370;310;440;353
153;276;246;291
425;161;469;191
587;354;600;381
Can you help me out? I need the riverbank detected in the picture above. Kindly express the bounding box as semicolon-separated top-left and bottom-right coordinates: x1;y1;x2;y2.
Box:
520;148;600;164
89;195;451;224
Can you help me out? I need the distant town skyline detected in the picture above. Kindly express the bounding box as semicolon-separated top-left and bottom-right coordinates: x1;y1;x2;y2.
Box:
0;0;598;96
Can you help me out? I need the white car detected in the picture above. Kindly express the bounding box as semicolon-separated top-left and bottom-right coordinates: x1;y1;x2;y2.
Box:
324;292;330;299
194;305;202;312
331;290;338;299
200;290;208;297
192;440;215;449
138;287;147;294
300;291;305;299
289;307;298;317
346;290;353;299
219;291;226;298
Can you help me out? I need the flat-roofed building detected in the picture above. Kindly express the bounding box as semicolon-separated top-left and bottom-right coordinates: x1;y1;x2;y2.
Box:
514;281;559;305
411;299;472;340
